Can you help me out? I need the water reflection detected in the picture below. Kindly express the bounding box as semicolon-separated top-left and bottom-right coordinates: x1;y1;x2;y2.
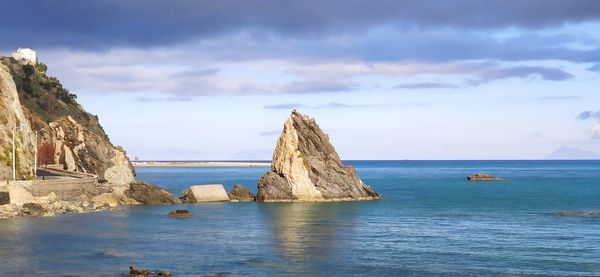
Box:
261;202;358;272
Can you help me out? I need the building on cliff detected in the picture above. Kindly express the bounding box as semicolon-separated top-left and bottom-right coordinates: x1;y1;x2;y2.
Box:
11;48;37;64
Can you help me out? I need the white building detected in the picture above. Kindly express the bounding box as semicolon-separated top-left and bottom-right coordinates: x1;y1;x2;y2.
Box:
12;48;37;64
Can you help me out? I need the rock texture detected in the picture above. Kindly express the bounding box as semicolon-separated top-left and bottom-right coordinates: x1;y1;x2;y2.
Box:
228;184;255;202
0;63;35;180
124;181;181;205
186;184;230;203
0;57;135;186
257;110;381;202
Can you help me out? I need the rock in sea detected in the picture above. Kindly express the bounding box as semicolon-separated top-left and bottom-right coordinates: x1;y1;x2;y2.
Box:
555;212;600;217
256;110;381;202
168;209;192;218
228;184;255;202
186;184;230;203
467;173;504;181
124;181;182;205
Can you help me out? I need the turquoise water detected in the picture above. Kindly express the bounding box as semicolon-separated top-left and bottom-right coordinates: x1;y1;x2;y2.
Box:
1;160;600;276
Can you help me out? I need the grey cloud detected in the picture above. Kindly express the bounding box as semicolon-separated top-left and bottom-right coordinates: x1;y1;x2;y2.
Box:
577;111;600;120
2;1;600;50
170;68;219;77
282;80;356;94
588;63;600;72
465;65;573;86
394;82;459;89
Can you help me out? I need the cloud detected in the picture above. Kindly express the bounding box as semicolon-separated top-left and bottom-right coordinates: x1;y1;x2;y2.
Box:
281;80;356;94
465;65;574;86
264;102;378;110
2;1;600;50
577;111;600;120
394;82;459;89
588;63;600;72
591;123;600;139
263;103;306;110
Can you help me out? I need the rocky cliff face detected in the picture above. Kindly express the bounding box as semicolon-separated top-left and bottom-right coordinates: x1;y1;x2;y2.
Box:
0;57;134;186
256;110;381;202
48;116;134;186
0;63;35;180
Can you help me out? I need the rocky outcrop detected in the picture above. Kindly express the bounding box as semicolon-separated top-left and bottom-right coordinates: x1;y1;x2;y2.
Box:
0;63;35;180
0;57;135;187
257;110;380;202
228;184;255;202
124;181;181;205
186;184;230;203
49;116;134;186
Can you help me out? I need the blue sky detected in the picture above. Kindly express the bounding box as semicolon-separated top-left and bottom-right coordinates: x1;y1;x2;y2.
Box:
1;0;600;160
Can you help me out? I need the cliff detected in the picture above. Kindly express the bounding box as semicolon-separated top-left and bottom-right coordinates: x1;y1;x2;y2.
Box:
0;63;35;180
0;56;134;186
256;110;381;202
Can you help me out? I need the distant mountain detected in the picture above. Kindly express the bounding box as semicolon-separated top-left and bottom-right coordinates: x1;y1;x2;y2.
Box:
545;147;600;160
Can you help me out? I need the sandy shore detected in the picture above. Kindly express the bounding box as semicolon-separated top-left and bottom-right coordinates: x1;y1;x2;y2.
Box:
132;161;271;167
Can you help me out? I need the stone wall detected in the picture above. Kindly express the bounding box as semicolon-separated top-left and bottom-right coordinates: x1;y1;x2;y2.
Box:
31;178;98;201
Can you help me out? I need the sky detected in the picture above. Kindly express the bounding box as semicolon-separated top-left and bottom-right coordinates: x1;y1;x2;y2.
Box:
1;0;600;160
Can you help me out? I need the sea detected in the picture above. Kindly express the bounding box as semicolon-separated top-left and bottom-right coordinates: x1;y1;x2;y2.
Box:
1;160;599;276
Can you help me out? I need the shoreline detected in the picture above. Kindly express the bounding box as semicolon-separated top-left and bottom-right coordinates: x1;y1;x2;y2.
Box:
132;161;271;167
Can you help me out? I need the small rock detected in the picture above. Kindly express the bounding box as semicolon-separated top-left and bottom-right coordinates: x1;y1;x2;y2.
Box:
228;184;255;202
467;173;504;181
168;209;192;218
21;203;46;217
92;193;119;207
129;265;151;276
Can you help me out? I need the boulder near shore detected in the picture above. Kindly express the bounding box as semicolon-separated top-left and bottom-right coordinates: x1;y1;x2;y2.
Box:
186;184;230;203
256;110;381;202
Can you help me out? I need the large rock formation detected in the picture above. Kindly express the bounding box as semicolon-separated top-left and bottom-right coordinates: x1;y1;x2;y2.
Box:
0;63;35;180
256;110;380;202
0;56;134;186
48;116;134;186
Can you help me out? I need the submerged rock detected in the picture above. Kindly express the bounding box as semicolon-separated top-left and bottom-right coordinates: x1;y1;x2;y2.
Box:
129;265;171;277
186;184;230;203
467;173;504;181
555;212;600;217
256;110;381;202
168;209;192;218
228;184;255;202
124;181;181;205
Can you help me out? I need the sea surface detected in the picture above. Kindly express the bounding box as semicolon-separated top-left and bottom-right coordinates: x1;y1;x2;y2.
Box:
1;160;600;276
